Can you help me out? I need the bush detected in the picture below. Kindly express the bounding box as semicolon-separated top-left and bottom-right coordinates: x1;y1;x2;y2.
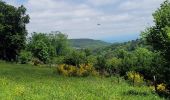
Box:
157;83;166;92
57;64;77;76
56;64;98;77
19;51;32;64
64;50;86;67
76;64;96;77
127;71;144;86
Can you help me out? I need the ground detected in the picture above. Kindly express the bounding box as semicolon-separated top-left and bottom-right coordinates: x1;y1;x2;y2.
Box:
0;62;164;100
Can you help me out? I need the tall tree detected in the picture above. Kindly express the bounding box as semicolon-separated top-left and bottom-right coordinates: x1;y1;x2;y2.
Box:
142;0;170;88
0;1;29;61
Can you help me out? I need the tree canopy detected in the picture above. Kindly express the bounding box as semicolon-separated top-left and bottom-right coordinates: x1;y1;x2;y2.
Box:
142;0;170;89
0;1;29;61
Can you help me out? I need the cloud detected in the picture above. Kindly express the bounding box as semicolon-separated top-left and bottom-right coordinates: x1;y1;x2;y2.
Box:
5;0;164;41
87;0;119;6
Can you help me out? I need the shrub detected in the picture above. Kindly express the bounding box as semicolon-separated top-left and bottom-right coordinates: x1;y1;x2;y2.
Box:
64;50;86;67
57;64;77;76
19;51;32;64
157;83;166;92
127;71;144;86
76;64;95;77
56;64;98;77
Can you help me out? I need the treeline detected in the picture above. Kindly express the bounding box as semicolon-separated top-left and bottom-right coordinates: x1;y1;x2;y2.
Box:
0;0;170;96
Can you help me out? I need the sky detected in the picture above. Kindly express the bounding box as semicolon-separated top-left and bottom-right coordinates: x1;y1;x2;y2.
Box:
5;0;164;42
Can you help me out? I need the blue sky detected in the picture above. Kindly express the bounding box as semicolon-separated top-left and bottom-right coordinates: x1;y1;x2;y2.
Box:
5;0;164;42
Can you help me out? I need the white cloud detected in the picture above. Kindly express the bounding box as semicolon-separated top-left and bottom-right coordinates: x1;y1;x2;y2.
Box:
87;0;119;6
5;0;165;41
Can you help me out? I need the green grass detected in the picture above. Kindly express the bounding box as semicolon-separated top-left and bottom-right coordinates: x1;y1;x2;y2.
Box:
0;62;164;100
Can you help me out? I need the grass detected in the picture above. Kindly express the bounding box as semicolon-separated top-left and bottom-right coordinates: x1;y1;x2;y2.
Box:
0;62;164;100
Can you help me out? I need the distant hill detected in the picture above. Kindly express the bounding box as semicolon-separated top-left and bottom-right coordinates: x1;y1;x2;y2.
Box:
93;39;145;54
69;39;111;49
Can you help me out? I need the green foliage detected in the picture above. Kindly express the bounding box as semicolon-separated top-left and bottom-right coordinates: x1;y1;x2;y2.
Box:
106;57;122;75
0;1;29;61
142;0;170;88
53;56;65;65
86;55;97;66
34;40;49;63
28;32;70;63
19;50;32;64
28;33;55;63
49;31;70;56
95;55;107;71
64;50;86;67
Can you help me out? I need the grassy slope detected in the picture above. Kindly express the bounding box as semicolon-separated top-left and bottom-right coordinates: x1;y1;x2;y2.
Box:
0;62;164;100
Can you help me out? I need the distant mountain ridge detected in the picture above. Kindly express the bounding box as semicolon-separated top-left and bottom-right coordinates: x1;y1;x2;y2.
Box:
69;39;111;49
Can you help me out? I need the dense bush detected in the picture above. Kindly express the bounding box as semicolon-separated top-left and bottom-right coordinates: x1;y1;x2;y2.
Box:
56;64;98;77
19;51;32;64
64;50;87;67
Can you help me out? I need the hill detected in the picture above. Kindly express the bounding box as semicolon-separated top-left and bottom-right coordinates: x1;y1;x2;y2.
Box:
69;39;111;49
93;39;145;54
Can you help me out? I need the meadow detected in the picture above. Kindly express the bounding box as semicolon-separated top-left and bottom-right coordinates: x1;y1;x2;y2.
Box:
0;62;164;100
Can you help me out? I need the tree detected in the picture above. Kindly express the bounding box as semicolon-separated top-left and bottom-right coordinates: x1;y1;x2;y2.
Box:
142;0;170;89
49;31;69;56
28;33;55;63
0;1;29;61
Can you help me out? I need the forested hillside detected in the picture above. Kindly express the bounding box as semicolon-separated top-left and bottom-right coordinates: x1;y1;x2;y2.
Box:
69;39;111;49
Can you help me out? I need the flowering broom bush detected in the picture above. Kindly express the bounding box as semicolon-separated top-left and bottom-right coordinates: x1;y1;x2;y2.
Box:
56;64;98;77
127;71;144;86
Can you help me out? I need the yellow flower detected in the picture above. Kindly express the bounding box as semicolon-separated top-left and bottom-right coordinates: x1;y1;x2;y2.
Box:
14;85;25;96
157;83;166;92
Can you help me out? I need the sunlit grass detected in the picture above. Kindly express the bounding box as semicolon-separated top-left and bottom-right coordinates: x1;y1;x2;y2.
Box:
0;62;164;100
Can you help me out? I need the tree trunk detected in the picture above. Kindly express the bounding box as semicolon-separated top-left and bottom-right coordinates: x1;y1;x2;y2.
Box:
153;76;157;92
